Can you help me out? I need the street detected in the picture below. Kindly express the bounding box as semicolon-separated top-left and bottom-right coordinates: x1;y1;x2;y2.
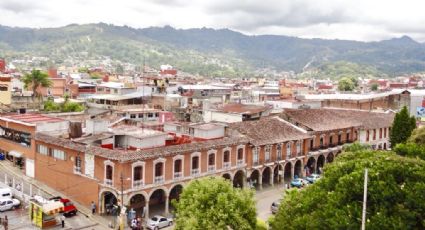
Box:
255;184;286;222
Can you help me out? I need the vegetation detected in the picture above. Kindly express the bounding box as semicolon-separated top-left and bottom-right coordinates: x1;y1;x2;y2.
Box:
407;126;425;145
270;150;425;229
371;83;379;91
343;142;371;152
338;77;356;91
173;177;256;230
394;126;425;160
43;97;84;112
22;69;52;100
390;106;416;147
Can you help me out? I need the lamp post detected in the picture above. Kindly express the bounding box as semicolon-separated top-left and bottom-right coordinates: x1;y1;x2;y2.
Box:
119;173;130;230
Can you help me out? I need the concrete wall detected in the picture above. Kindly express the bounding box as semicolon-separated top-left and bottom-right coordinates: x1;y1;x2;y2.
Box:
203;111;242;123
194;127;224;139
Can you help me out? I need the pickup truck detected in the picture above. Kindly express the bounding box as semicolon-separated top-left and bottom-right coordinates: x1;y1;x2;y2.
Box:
0;198;20;212
49;196;78;216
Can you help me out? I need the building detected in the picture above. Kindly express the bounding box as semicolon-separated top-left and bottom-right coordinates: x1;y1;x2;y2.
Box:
0;59;5;73
203;103;271;123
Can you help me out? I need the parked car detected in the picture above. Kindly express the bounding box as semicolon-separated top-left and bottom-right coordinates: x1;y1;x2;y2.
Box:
49;196;78;216
146;215;173;230
290;178;308;188
0;188;12;199
306;174;321;184
0;198;20;212
271;200;281;214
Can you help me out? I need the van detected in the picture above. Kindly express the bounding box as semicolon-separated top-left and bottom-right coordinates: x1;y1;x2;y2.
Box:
0;188;12;199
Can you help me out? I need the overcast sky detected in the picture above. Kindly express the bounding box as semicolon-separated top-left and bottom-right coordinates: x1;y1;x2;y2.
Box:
1;0;425;42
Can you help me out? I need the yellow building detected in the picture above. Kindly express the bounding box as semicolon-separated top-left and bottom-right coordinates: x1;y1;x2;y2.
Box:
0;76;12;105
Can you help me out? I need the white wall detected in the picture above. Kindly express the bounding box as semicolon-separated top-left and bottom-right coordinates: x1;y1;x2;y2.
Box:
127;135;166;149
36;121;69;135
85;120;109;134
194;127;224;139
203;111;242;123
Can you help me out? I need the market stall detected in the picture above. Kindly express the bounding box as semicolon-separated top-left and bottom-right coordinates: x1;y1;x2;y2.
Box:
29;196;64;228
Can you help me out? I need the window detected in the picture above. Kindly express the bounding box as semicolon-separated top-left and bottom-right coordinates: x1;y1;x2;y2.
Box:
37;145;49;155
373;130;376;140
265;145;271;162
223;151;230;163
338;134;342;143
320;137;324;147
74;156;82;173
384;128;387;138
208;153;215;171
192;156;199;169
329;136;333;145
253;147;259;165
52;149;66;160
379;128;382;139
155;162;163;177
237;148;244;165
130;114;136;119
286;143;291;158
138;113;144;118
296;141;301;154
174;159;182;173
106;165;113;180
277;144;282;160
133;166;143;181
366;130;370;142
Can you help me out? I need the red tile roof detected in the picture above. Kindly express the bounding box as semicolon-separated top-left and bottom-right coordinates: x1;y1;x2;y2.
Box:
217;103;269;115
1;113;64;124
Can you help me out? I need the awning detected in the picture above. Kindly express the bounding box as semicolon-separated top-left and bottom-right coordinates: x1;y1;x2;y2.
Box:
43;201;64;215
8;150;22;158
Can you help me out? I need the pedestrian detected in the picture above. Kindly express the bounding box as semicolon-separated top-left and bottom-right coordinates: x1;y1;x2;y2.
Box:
3;215;8;230
137;216;142;230
131;217;137;230
91;201;96;214
60;214;66;228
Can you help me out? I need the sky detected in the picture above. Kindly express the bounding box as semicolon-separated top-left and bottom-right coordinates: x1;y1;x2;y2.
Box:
1;0;425;42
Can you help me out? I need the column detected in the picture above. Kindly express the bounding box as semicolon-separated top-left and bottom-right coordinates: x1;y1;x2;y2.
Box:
270;173;274;186
165;196;169;215
258;173;263;190
314;157;318;174
290;163;295;179
29;184;33;197
145;198;150;218
243;172;247;188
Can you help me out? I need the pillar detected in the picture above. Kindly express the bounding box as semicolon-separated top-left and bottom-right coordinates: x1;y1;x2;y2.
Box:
258;172;263;190
145;198;150;218
165;196;169;215
29;184;33;197
314;157;318;174
243;172;247;188
270;172;274;186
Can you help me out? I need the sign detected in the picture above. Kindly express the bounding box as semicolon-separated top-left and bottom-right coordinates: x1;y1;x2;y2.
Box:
417;107;425;117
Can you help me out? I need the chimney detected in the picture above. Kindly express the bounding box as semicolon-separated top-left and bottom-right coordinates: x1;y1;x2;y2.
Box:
69;122;83;138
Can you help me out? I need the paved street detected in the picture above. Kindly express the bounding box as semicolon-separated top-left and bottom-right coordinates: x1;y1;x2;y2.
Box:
255;184;287;222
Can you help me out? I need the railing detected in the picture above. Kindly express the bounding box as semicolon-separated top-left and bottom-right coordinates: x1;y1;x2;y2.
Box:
132;180;144;188
154;176;164;184
208;165;215;172
191;168;200;176
73;166;82;174
104;179;113;186
223;162;231;169
237;159;244;166
174;172;183;179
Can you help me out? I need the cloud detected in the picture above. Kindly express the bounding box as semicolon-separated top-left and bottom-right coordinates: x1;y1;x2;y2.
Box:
0;0;425;41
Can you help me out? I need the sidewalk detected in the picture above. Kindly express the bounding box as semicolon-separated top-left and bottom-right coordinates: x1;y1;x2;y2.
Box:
0;160;112;229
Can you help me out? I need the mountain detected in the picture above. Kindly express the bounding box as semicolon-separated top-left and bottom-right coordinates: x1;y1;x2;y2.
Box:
1;23;425;76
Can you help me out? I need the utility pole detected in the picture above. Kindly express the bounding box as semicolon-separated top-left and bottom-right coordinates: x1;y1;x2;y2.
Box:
361;168;368;230
120;173;125;230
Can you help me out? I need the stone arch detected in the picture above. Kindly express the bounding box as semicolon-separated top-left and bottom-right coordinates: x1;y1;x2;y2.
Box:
294;160;302;178
306;157;316;175
149;188;168;217
169;184;184;212
233;170;245;188
283;162;292;183
99;188;118;215
128;192;148;217
249;169;260;189
327;152;334;163
262;166;272;188
273;164;284;185
222;172;233;181
317;155;325;174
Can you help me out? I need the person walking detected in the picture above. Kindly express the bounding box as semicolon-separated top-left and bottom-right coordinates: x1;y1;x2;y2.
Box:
3;215;8;230
60;214;66;228
91;201;96;214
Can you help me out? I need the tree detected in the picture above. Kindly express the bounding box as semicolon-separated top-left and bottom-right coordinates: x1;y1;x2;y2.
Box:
371;83;379;91
22;69;52;103
173;177;257;230
390;106;416;147
338;77;355;91
407;126;425;145
270;150;425;229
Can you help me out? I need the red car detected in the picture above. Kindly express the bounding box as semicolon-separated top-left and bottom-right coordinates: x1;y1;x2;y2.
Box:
49;196;78;216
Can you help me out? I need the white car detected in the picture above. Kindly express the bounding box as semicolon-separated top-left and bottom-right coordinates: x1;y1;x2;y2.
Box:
0;198;20;212
146;215;173;230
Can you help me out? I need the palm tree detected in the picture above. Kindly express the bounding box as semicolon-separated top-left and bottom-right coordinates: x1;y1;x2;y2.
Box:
22;69;52;108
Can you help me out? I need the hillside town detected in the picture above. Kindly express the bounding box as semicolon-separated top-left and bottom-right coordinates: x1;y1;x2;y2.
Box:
0;57;421;229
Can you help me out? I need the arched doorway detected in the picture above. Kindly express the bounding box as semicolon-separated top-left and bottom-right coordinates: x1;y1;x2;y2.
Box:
327;152;334;163
129;194;146;217
233;170;245;188
101;191;117;215
273;164;283;185
294;160;302;178
306;157;316;175
283;163;292;184
169;184;183;213
222;173;232;181
262;167;272;188
149;189;167;217
317;155;325;174
249;169;260;189
383;143;387;150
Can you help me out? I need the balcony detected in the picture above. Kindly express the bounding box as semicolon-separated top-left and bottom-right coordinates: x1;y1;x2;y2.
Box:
154;176;164;184
237;159;244;166
104;179;113;186
132;180;144;188
223;162;231;169
191;168;200;176
208;165;216;172
174;172;183;179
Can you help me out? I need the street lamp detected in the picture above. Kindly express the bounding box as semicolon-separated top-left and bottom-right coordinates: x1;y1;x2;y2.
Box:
119;173;131;230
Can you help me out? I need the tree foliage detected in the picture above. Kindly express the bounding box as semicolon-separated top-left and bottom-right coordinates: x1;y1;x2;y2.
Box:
371;83;379;91
343;142;371;152
338;77;355;91
407;126;425;145
173;177;257;230
390;106;416;147
394;143;425;161
43;98;85;112
271;150;425;229
22;69;52;98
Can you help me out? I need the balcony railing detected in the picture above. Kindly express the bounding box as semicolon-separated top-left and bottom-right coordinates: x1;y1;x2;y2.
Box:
132;180;144;188
208;165;215;172
104;179;113;186
174;172;183;179
191;168;200;176
223;162;231;169
237;159;244;166
154;176;164;184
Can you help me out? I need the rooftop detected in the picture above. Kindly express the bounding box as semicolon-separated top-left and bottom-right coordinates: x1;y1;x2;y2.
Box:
216;103;269;115
110;125;167;139
1;113;64;126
